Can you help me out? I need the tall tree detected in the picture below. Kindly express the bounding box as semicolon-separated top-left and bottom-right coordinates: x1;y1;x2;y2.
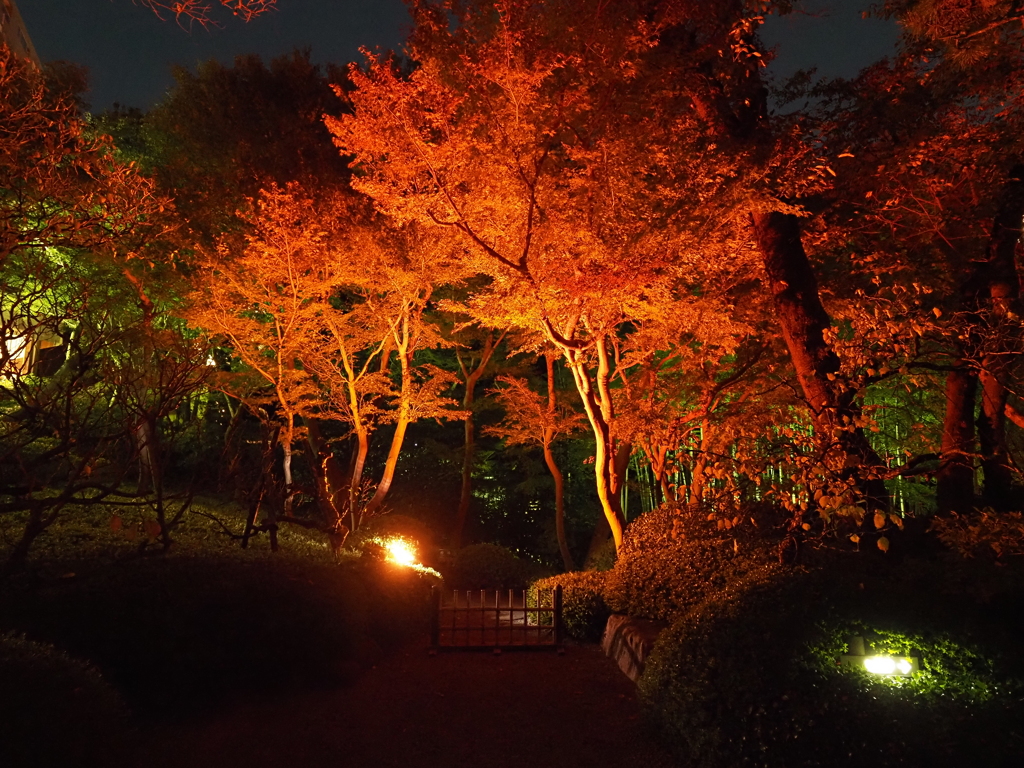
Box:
188;185;467;543
814;0;1024;513
1;49;200;569
487;352;585;570
330;0;759;552
146;49;350;247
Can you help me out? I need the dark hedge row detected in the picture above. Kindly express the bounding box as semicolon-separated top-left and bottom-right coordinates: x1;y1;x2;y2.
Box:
528;504;1024;767
0;552;436;715
0;633;131;768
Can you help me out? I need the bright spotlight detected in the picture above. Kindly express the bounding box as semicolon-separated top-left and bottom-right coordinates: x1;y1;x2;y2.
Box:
840;636;917;676
385;538;416;566
863;656;897;674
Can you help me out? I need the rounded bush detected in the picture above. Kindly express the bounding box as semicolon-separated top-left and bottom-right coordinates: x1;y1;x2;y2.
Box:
448;543;540;588
603;504;780;621
529;570;610;642
638;561;1024;768
0;633;131;768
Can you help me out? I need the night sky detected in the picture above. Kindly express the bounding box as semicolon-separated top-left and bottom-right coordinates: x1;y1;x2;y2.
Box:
18;0;900;113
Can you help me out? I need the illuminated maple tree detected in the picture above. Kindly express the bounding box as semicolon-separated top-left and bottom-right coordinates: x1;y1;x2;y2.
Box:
331;0;762;552
188;185;468;544
1;52;166;268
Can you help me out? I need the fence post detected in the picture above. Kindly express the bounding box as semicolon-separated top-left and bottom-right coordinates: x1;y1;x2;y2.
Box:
429;585;441;647
553;585;564;646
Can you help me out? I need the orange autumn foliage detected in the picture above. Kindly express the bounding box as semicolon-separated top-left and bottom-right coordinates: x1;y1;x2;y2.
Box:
187;184;468;535
330;0;764;551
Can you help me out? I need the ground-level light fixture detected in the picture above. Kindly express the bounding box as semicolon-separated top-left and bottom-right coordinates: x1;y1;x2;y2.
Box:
840;635;918;677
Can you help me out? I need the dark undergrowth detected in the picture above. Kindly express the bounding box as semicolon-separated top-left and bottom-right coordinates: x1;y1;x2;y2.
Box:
0;498;438;767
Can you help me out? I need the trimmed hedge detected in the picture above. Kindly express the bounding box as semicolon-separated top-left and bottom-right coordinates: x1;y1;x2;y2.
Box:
603;504;780;621
0;633;131;768
529;570;610;642
638;557;1024;768
447;543;544;589
0;552;435;714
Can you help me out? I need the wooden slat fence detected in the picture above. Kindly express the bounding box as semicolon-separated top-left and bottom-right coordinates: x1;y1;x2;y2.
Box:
430;586;563;650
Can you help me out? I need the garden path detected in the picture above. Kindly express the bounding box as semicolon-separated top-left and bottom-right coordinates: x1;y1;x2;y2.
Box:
137;636;679;768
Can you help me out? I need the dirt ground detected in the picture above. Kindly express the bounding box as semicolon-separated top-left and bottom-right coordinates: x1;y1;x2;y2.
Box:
137;636;679;768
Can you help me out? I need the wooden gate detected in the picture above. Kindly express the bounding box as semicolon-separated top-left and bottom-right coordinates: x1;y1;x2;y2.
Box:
430;586;563;650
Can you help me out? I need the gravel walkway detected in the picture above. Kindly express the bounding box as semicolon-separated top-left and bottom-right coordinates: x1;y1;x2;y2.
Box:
138;636;679;768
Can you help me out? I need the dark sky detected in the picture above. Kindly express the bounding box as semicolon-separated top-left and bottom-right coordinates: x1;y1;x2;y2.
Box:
19;0;411;111
761;0;901;81
18;0;899;113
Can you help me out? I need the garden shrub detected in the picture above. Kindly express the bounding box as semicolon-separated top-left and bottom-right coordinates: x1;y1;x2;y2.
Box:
638;557;1024;768
0;633;131;768
603;503;780;621
447;542;542;588
528;570;610;641
583;536;616;571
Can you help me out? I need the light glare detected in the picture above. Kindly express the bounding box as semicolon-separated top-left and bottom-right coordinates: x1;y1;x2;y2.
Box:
385;538;416;566
864;656;897;674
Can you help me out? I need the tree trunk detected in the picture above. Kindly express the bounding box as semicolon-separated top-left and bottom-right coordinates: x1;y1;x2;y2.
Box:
565;338;626;553
281;413;296;518
542;354;574;571
362;305;418;520
453;332;500;549
978;366;1014;508
974;166;1024;509
752;210;889;512
304;417;351;548
585;510;612;567
936;367;978;514
242;423;279;549
362;415;411;518
688;416;713;508
134;416;159;496
543;437;574;571
453;373;481;549
348;427;370;530
1;506;47;576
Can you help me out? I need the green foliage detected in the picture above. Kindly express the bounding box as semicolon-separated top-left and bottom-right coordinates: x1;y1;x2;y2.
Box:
1;496;332;568
529;570;609;642
813;621;1004;702
0;633;131;768
639;558;1024;768
447;542;545;589
603;504;781;621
